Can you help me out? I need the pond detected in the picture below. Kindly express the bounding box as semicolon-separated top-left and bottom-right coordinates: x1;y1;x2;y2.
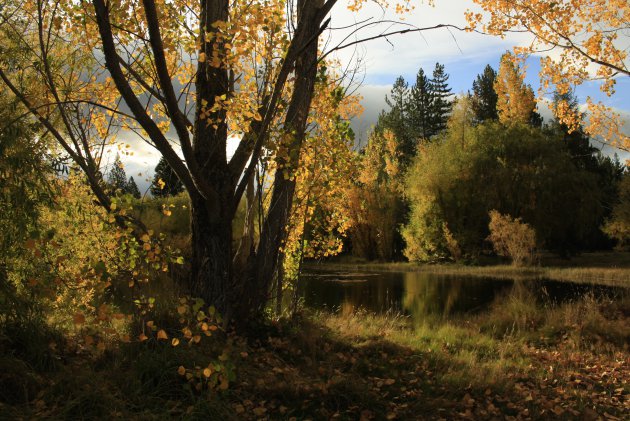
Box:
298;268;627;321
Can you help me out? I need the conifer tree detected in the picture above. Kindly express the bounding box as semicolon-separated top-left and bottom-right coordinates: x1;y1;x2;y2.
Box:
151;157;184;197
381;76;411;155
408;68;433;144
107;154;128;195
471;64;499;123
127;176;141;199
550;90;597;170
428;62;453;133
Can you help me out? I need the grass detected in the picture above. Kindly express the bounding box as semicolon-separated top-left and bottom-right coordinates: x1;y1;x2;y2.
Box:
311;251;630;287
1;288;628;420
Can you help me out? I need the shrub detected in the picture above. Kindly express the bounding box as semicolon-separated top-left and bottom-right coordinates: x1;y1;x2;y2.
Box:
487;210;536;266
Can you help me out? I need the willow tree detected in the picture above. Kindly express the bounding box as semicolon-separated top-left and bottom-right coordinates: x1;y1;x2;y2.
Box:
0;0;419;325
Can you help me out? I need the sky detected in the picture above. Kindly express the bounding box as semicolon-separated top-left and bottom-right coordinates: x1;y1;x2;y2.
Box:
116;0;629;193
324;1;630;145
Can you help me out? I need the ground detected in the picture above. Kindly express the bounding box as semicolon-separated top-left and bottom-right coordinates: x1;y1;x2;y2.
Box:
1;286;628;420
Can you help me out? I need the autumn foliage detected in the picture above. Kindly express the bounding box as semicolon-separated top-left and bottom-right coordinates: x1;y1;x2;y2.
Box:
468;0;630;148
487;210;537;266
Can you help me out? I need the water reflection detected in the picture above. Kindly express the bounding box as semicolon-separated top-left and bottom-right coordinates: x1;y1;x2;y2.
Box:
299;269;626;321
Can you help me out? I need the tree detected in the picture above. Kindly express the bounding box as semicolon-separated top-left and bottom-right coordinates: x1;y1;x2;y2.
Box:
494;52;539;126
547;89;626;250
381;76;413;159
468;0;630;148
151;157;184;198
347;129;403;261
604;174;630;249
107;155;129;195
127;176;141;199
471;64;499;123
428;62;453;133
403;112;603;261
550;90;598;171
0;0;417;326
407;68;433;144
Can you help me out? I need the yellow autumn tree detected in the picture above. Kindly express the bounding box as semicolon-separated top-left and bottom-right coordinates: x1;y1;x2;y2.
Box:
347;129;403;261
495;52;537;125
468;0;630;148
277;77;360;313
0;0;417;326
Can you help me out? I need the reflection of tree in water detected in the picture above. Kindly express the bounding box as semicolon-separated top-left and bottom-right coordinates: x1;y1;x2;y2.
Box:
402;273;513;320
339;274;404;313
301;272;405;314
301;270;622;320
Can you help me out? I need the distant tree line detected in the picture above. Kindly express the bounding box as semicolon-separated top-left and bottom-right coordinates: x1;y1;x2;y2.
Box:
104;155;184;199
347;55;627;263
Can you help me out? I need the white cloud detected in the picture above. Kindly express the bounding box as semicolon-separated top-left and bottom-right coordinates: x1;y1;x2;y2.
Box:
325;1;533;82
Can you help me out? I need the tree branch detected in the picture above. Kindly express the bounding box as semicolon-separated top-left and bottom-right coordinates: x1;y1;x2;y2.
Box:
141;0;197;170
91;0;198;195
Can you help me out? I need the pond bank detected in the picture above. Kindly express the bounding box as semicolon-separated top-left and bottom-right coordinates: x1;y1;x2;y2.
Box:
304;253;630;288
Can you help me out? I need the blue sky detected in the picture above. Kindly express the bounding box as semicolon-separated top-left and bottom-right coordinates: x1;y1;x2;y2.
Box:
363;54;630;111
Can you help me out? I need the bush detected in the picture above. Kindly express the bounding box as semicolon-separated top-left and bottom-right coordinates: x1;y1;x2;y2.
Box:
487;210;536;266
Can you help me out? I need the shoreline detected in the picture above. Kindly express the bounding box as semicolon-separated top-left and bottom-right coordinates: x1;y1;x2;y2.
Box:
303;259;630;288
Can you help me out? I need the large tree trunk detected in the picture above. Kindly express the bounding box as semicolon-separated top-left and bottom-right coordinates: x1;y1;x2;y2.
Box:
189;190;234;318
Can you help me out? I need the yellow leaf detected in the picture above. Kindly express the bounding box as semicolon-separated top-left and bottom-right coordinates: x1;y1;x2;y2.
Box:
171;338;180;346
177;366;186;376
203;368;212;378
138;333;148;342
157;329;168;340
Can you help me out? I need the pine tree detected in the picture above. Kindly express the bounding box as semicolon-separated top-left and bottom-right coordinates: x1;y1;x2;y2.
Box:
408;68;433;144
127;176;141;199
107;154;128;195
428;62;453;133
550;89;597;170
471;64;499;123
151;157;184;197
381;76;411;154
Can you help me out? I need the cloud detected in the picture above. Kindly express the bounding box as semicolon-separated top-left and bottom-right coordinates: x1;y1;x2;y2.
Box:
326;1;533;84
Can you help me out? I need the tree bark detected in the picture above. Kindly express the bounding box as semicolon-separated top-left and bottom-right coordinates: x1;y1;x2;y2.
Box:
248;0;324;319
189;190;233;318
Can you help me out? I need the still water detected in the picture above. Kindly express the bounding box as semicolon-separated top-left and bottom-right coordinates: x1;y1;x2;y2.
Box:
298;268;626;320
